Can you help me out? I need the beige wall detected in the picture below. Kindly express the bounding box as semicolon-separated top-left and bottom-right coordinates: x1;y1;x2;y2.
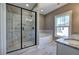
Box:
45;3;79;34
39;14;45;30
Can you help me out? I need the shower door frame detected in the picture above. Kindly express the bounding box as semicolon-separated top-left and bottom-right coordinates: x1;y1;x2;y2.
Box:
6;3;37;53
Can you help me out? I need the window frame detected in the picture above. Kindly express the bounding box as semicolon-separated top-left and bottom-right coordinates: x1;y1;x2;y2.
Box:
54;10;72;37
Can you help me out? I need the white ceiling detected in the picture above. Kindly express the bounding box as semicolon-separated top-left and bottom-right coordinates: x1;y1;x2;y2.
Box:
35;3;67;15
11;3;67;15
11;3;36;10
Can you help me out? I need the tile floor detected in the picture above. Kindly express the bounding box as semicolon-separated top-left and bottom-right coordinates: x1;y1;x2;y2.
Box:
7;33;57;55
7;41;56;55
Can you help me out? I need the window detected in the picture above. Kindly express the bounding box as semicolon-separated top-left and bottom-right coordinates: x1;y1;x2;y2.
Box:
55;11;72;37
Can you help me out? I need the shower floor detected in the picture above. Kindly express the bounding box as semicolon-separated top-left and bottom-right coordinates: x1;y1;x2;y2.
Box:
7;41;35;52
22;41;35;48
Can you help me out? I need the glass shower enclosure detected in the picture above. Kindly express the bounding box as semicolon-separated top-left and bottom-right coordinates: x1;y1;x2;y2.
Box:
6;4;37;53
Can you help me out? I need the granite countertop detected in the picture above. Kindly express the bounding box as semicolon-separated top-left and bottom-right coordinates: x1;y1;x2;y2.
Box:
56;38;79;50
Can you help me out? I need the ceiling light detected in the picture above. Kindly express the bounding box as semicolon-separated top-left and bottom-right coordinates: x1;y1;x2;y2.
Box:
26;4;29;7
41;10;44;12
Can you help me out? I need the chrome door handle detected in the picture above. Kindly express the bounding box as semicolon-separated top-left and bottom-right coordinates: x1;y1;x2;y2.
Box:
32;27;34;30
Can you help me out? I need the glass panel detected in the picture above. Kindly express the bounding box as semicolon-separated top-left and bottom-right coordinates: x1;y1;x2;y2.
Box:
56;15;69;26
64;15;69;26
22;9;35;48
56;27;69;37
56;17;61;26
61;16;65;26
6;5;21;52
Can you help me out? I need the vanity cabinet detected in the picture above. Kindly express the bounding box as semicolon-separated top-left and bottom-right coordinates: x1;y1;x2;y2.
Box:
57;43;79;55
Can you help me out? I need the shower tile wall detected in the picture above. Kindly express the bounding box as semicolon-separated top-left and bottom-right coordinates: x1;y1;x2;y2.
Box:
22;9;35;48
6;4;36;53
6;5;21;52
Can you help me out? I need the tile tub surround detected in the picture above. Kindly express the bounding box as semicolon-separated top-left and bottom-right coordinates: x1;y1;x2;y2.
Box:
39;31;54;46
69;34;79;40
39;30;53;34
39;30;53;42
39;33;53;47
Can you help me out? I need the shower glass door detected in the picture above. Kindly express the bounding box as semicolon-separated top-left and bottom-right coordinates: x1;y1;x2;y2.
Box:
6;4;21;52
6;4;36;53
22;9;35;48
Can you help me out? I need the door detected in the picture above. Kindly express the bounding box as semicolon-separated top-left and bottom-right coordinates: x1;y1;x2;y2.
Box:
6;4;21;52
6;4;36;53
22;9;35;48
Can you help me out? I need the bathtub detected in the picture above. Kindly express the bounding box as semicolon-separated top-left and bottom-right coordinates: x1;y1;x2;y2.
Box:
39;30;53;47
